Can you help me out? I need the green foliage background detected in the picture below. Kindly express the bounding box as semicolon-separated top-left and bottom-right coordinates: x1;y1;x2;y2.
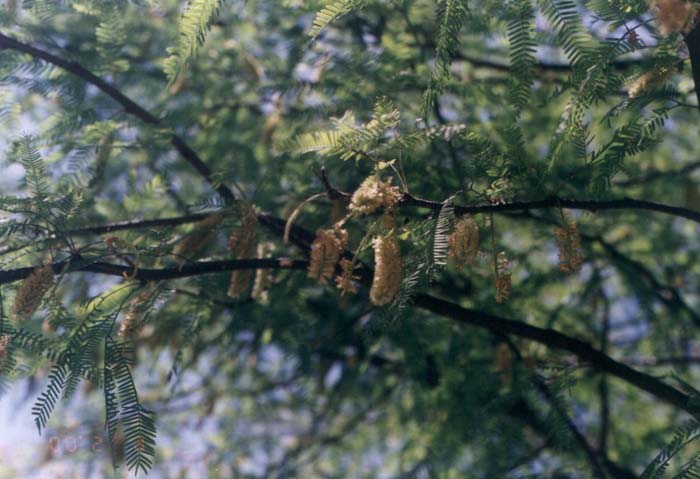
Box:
0;0;699;477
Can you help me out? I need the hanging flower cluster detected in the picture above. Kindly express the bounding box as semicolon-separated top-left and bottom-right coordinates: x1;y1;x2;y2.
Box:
649;0;697;35
336;258;359;296
119;282;158;340
370;235;402;306
628;66;675;98
494;251;512;303
228;206;258;298
554;221;583;274
12;262;54;321
308;226;349;284
252;243;273;302
172;213;222;266
349;176;402;216
448;215;479;267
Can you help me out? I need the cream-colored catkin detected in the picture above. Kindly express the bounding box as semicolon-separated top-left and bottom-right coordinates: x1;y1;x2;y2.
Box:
649;0;697;35
0;334;10;374
448;215;479;267
370;235;402;306
119;282;158;340
172;213;222;266
12;263;54;321
227;207;258;298
494;251;512;304
308;227;349;284
336;259;358;296
554;222;583;274
251;243;273;302
349;176;402;216
628;66;675;98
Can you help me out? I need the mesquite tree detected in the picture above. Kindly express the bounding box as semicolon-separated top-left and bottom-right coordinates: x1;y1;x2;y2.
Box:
0;0;699;477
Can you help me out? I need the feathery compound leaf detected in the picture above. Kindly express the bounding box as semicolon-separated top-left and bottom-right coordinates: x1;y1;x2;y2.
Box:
507;0;536;111
641;420;700;479
433;198;455;267
163;0;225;84
308;0;367;39
32;363;69;433
423;0;469;112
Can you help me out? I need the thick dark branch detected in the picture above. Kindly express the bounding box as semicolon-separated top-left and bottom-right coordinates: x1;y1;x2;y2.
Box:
403;193;700;225
0;31;235;202
684;23;700;111
0;257;307;285
413;293;697;415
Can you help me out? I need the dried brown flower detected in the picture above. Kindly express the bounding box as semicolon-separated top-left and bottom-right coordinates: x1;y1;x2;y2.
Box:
308;227;349;284
448;215;479;267
172;213;222;266
228;206;258;298
336;259;359;296
554;222;583;274
649;0;697;35
13;263;54;321
349;176;402;216
494;251;511;303
370;235;402;306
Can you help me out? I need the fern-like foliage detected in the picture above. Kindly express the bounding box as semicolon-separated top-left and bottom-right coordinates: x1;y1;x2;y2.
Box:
163;0;225;84
106;336;157;474
308;0;367;39
641;420;700;479
423;0;470;113
507;0;536;112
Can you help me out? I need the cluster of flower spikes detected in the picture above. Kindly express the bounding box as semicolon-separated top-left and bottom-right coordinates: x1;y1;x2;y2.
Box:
494;251;512;304
308;225;349;285
629;0;699;97
12;261;54;321
448;215;479;268
554;220;583;274
228;205;258;298
172;213;222;266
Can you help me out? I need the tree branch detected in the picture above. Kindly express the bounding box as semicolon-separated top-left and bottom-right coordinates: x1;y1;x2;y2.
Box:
0;31;235;202
0;257;307;285
412;293;698;415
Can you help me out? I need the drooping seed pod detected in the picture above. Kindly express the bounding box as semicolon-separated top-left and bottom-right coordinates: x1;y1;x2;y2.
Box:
649;0;697;35
370;235;402;306
494;251;512;304
448;215;479;267
336;259;359;296
308;227;349;284
628;65;674;98
349;176;402;217
251;243;273;302
172;213;222;266
554;222;583;274
227;206;258;298
12;263;54;321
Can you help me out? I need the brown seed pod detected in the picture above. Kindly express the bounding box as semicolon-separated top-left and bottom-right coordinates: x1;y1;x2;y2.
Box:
370;235;402;306
12;263;54;321
448;215;479;267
